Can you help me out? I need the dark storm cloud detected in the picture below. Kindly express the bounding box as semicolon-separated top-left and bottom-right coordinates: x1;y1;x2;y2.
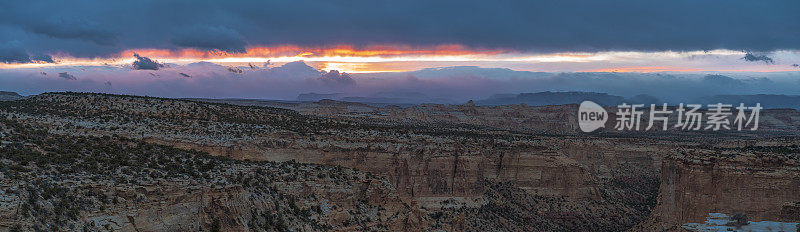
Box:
742;53;775;64
132;54;164;70
28;17;117;46
57;72;76;80
171;25;247;53
0;41;53;63
0;0;799;58
226;66;244;74
31;54;54;63
0;41;33;63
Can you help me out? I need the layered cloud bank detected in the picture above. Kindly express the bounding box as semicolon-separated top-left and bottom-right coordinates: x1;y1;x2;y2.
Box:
1;0;799;104
1;0;799;62
2;61;799;104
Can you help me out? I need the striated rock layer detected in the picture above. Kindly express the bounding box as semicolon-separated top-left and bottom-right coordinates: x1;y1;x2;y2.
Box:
5;92;800;231
638;146;800;231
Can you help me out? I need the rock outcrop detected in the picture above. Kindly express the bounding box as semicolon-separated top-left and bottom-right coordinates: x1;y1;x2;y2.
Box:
0;91;22;101
639;146;800;231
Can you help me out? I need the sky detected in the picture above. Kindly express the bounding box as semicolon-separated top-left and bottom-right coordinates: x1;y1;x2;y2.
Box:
1;0;800;102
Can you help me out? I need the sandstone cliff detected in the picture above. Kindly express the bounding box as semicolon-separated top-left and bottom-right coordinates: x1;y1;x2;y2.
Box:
638;145;800;231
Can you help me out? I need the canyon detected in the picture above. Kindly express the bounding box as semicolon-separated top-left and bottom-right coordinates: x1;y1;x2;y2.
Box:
1;92;798;231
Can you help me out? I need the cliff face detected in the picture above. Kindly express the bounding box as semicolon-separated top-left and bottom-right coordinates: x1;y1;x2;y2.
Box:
0;119;424;231
335;139;665;199
324;150;598;198
641;147;800;231
162;137;666;200
78;180;424;232
2;177;424;231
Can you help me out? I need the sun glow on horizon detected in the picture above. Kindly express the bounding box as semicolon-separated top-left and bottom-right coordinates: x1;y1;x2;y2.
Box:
0;45;797;74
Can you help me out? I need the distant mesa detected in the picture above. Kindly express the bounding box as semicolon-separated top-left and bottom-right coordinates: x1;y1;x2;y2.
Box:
297;92;455;106
694;94;800;109
477;92;800;109
701;74;744;88
297;93;345;102
298;91;664;107
624;94;661;105
476;91;625;106
0;91;24;101
339;97;419;105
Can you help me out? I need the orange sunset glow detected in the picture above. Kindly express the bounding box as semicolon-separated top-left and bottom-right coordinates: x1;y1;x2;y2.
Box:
121;45;508;61
0;45;795;73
